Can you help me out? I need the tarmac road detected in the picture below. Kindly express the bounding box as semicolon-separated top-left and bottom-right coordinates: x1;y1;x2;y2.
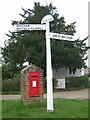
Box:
1;88;89;100
44;88;89;100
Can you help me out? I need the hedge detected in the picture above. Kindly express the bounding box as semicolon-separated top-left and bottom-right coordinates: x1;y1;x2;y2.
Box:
65;75;89;90
2;79;20;93
2;75;89;94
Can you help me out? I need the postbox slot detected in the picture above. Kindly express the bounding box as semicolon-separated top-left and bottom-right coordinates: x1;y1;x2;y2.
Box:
31;75;38;77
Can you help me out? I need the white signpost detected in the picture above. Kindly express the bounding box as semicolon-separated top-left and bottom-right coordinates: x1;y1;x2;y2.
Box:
41;15;54;112
15;15;74;112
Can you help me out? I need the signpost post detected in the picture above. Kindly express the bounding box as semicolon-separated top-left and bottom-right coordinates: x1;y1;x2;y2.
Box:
41;15;54;112
15;15;74;112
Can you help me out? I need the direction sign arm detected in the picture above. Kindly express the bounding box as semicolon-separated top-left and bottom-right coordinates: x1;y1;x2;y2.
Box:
15;24;46;31
48;32;75;41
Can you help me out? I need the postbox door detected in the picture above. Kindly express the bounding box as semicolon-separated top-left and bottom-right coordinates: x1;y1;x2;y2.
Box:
29;72;40;96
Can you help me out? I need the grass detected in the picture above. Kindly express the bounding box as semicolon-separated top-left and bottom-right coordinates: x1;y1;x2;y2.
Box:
2;98;89;118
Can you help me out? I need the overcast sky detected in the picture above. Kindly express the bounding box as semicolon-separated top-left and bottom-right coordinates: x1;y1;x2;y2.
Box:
0;0;89;47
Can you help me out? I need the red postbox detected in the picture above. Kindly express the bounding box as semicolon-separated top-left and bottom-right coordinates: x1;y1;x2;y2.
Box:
29;72;40;96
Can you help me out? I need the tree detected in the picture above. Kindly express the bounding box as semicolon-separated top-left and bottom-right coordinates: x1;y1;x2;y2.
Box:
1;2;88;78
51;37;88;71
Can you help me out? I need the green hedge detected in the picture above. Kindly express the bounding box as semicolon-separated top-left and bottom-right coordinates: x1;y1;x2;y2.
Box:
2;79;20;93
44;76;89;91
2;75;89;94
65;75;89;90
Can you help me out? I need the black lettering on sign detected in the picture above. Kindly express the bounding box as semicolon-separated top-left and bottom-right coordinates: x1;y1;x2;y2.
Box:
58;35;61;38
62;35;65;38
31;27;43;30
52;34;57;37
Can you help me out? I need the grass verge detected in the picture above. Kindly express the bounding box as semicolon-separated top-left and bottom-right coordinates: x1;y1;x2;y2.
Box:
2;98;89;118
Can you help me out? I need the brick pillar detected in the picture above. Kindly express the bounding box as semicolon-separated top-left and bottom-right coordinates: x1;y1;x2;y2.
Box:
21;64;44;104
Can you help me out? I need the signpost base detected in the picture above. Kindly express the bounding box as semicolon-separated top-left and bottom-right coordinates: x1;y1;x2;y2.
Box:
47;110;54;112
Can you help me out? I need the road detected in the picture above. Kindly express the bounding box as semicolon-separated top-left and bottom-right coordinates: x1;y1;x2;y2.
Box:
1;88;89;100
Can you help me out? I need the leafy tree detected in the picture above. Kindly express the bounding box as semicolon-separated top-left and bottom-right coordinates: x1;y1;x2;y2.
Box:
1;2;88;79
51;37;88;72
2;63;14;80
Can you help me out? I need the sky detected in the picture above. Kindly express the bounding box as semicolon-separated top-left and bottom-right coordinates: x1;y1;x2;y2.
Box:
0;0;89;48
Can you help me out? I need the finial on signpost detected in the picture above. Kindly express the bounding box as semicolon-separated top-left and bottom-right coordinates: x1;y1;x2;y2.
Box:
41;15;54;24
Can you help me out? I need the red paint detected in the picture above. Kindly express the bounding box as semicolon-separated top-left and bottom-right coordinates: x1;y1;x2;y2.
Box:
29;72;40;96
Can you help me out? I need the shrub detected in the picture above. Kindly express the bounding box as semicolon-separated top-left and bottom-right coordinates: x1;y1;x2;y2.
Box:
2;76;20;93
65;75;89;90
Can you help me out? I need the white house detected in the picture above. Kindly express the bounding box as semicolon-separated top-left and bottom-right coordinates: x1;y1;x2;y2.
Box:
53;67;84;89
53;67;84;79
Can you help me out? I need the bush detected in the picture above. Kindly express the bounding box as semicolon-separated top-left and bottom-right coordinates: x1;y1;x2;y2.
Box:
65;75;89;90
2;76;20;93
